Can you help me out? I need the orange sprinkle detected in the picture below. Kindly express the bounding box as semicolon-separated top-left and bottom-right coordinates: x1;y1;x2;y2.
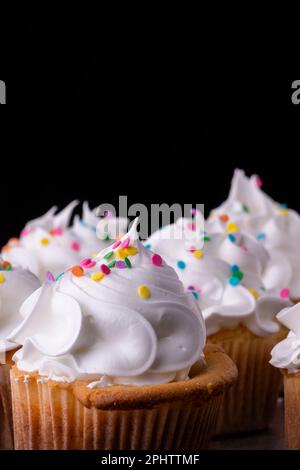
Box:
71;265;85;277
2;245;10;253
219;214;229;223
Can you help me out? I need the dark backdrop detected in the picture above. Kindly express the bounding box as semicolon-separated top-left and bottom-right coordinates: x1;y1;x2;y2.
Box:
1;14;299;246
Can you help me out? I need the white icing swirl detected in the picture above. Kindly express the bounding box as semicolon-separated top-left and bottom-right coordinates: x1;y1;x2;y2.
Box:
0;258;40;353
271;303;300;373
8;219;205;386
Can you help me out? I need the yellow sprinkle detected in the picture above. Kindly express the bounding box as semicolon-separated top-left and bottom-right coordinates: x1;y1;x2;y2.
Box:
116;248;127;259
91;272;106;282
248;288;260;300
138;284;151;299
279;208;289;217
91;252;98;258
124;246;138;257
0;274;6;284
226;222;239;234
40;238;50;246
194;249;203;259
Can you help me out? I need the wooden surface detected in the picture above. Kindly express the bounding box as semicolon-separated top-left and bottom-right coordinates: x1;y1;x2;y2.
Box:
211;398;285;450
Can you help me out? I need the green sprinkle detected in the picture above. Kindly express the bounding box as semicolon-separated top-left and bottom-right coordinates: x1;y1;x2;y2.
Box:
4;265;12;271
242;203;249;213
233;271;244;281
125;257;132;268
108;260;116;269
104;251;114;260
56;272;64;281
201;236;211;242
102;233;111;241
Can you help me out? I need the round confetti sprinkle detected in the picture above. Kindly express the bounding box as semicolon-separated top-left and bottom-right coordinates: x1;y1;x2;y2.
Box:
91;272;105;282
49;229;57;236
138;285;151;299
2;261;11;271
120;238;130;249
145;244;152;250
177;260;186;270
116;261;126;269
256;232;266;241
194;249;203;259
108;260;116;269
104;251;114;260
227;222;239;234
152;254;162;266
228;234;236;243
191;291;199;300
112;240;121;249
41;238;50;246
56;228;63;236
280;288;290;299
248;288;260;300
72;265;85;277
124;257;132;268
229;276;240;286
231;264;240;273
0;274;6;284
219;214;229;223
46;272;55;282
71;242;80;252
100;264;111;275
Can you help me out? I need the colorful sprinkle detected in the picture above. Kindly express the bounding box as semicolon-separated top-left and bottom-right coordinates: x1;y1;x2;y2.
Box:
256;232;266;241
0;274;6;284
248;288;260;300
177;260;186;270
152;254;162;267
190;208;197;216
194;249;203;259
232;271;244;281
231;265;240;273
41;238;50;246
219;214;229;223
112;240;121;249
280;288;290;299
104;251;114;260
2;261;11;271
188;285;195;290
100;264;111;275
124;257;132;269
124;246;138;257
56;272;65;281
191;291;199;300
228;234;236;243
71;241;80;252
242;204;249;213
201;236;211;242
138;284;151;299
187;222;196;231
56;228;63;236
71;265;85;277
256;177;263;188
108;260;116;269
80;258;96;269
91;272;106;282
229;276;240;287
46;272;55;282
116;261;126;269
116;248;126;259
102;233;111;241
145;244;152;250
120;238;130;249
280;203;288;209
226;222;239;234
21;229;30;237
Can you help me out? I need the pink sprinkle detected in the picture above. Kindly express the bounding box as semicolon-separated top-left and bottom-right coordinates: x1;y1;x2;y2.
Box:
187;222;196;231
116;261;126;269
71;241;80;252
100;264;111;275
280;288;290;299
21;229;30;238
80;258;96;269
190;208;197;216
188;246;196;253
152;254;162;267
112;240;121;249
240;245;248;252
187;285;195;290
56;228;63;236
256;177;263;188
121;238;130;249
46;272;55;282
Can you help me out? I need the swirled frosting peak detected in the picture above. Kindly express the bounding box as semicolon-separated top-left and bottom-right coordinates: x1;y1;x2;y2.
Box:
8;219;206;386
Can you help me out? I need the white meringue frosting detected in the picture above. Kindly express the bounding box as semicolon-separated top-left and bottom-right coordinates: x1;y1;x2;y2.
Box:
0;258;40;353
270;303;300;373
8;219;206;386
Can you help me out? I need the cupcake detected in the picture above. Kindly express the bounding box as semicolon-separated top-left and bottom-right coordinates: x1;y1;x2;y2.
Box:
146;218;290;434
71;202;128;257
271;303;300;449
0;258;40;449
207;169;300;302
7;219;237;450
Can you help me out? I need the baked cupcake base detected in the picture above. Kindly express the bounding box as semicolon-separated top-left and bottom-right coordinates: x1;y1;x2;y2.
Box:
208;324;287;435
0;349;18;450
283;371;300;449
10;344;237;450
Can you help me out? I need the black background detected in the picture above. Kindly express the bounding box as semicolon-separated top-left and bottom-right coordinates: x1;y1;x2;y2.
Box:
1;14;300;249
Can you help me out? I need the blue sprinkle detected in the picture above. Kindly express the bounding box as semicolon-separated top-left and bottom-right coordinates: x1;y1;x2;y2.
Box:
228;234;236;243
280;203;288;209
145;244;152;250
56;272;65;281
177;260;186;270
256;232;266;241
231;264;240;273
191;291;199;300
229;276;240;286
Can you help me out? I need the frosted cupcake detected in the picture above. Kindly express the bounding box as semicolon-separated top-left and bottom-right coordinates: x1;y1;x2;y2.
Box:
7;220;237;450
271;303;300;449
0;258;40;449
207;169;300;302
146;220;290;434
